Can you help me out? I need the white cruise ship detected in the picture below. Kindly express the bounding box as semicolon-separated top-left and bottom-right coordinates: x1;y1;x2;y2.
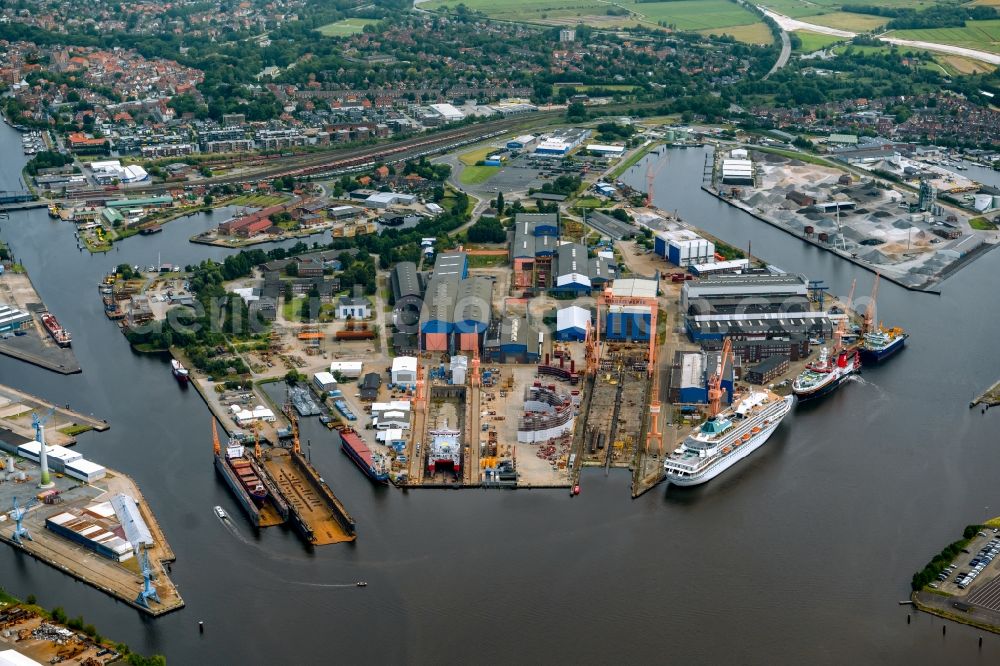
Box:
664;390;793;486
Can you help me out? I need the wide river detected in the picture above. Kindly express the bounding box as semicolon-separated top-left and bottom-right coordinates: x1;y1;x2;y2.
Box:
1;128;999;664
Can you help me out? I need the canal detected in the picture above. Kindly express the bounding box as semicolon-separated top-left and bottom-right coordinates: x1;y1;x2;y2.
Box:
1;134;999;663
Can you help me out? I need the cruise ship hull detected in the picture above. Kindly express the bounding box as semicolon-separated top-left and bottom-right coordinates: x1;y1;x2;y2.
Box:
859;335;906;364
665;408;787;486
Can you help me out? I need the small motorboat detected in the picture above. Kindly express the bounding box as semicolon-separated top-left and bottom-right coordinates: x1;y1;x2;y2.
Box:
214;506;228;520
356;581;368;587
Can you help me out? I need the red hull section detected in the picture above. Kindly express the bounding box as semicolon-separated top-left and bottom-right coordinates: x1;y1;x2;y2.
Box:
40;312;71;347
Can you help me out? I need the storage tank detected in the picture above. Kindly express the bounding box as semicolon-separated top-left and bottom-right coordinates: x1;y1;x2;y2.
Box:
818;232;829;242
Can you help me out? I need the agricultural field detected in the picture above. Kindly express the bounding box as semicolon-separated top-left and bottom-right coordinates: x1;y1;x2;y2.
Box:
805;11;890;32
889;19;1000;54
317;18;372;36
794;30;846;52
425;0;770;41
759;0;951;19
699;22;774;44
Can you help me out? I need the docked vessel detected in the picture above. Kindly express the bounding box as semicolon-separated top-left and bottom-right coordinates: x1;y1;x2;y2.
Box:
171;359;190;384
39;312;71;347
664;390;793;486
664;338;793;487
858;275;907;364
859;326;907;363
224;438;267;503
791;347;860;402
338;426;389;484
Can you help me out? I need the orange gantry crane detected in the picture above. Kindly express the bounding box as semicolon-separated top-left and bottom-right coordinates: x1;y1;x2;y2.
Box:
707;338;733;418
212;420;221;456
595;286;659;377
833;278;856;353
862;273;880;335
645;153;668;207
471;342;481;388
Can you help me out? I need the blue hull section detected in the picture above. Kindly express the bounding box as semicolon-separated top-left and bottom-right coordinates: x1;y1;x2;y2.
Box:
860;337;906;364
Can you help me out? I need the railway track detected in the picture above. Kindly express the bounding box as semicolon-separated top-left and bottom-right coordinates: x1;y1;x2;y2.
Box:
127;112;561;194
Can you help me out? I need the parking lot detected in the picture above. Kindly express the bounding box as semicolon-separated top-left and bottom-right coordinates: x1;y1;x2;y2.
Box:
935;529;1000;597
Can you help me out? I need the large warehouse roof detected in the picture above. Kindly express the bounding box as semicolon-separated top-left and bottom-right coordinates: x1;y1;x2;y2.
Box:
611;278;658;299
391;261;421;301
420;276;459;331
557;305;590;332
453;276;492;330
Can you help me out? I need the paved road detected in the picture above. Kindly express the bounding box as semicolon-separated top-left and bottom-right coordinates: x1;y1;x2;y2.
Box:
764;29;791;80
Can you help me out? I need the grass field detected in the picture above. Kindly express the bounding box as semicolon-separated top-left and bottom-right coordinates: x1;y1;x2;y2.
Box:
317;18;372;37
889;20;1000;54
459;165;500;185
805;11;890;32
426;0;770;41
459;145;498;166
970;216;998;230
794;30;846;52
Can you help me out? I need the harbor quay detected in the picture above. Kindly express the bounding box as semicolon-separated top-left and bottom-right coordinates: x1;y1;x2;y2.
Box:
0;429;183;617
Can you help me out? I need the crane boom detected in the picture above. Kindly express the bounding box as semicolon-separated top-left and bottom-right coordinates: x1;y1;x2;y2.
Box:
863;274;880;334
707;338;732;418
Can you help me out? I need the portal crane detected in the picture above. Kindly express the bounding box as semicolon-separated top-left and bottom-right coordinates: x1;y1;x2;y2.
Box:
11;497;38;545
134;545;161;609
707;338;732;418
862;273;880;335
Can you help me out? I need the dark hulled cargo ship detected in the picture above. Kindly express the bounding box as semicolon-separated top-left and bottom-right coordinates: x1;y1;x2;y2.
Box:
337;426;389;484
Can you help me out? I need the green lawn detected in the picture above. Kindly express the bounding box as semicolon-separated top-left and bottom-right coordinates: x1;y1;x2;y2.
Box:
889;20;1000;55
459;145;499;166
459;165;500;185
970;216;998;230
317;18;372;37
794;31;845;53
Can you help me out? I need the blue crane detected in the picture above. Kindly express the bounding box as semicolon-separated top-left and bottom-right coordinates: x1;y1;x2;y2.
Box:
11;496;38;545
134;546;161;609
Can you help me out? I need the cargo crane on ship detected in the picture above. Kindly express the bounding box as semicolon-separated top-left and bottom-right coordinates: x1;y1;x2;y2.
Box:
858;273;908;363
